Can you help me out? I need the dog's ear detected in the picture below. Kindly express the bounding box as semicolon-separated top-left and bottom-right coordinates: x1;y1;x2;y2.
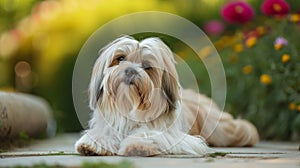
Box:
161;69;180;112
150;38;180;112
89;55;105;110
89;36;135;110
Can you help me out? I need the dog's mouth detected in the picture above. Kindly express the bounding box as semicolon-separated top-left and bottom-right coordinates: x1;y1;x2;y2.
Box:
122;77;146;102
123;75;138;85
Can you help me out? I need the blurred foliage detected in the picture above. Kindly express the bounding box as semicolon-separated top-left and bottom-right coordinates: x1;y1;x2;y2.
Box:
0;0;179;132
0;0;300;141
0;0;42;32
0;0;224;132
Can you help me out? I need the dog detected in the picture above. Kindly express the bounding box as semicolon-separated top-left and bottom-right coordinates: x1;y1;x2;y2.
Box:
75;36;259;156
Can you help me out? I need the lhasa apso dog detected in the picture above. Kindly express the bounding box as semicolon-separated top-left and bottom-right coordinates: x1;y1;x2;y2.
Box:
75;36;259;156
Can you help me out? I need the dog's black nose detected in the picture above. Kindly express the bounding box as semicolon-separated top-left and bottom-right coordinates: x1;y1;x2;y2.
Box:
125;67;138;77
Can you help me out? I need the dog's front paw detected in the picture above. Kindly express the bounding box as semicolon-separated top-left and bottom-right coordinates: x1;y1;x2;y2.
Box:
75;133;114;156
77;142;100;156
121;143;161;156
118;137;161;156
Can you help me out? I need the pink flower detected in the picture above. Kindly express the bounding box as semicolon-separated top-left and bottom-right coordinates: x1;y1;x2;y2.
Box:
275;37;288;46
221;1;255;24
261;0;290;16
203;20;225;36
274;37;288;50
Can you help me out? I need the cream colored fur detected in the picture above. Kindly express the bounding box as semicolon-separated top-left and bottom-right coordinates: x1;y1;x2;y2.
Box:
75;36;259;156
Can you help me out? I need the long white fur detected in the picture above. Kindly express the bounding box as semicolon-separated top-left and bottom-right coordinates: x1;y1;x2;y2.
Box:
75;36;259;156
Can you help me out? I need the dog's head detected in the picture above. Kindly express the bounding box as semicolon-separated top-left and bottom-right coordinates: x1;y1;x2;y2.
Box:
89;36;180;122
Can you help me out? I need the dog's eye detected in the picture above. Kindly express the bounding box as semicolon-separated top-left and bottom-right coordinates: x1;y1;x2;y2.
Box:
117;55;125;62
144;66;152;70
142;62;152;70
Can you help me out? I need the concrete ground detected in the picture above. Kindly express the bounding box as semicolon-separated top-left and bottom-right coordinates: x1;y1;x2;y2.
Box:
0;134;299;168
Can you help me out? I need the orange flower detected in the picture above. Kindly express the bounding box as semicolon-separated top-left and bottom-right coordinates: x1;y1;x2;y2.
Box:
198;46;213;59
234;44;244;53
297;105;300;111
242;65;253;74
256;26;265;36
260;74;272;85
281;54;290;63
245;36;257;48
289;14;300;22
289;103;296;110
274;43;283;50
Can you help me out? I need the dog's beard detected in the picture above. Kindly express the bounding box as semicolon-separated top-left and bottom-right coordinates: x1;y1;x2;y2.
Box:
99;63;169;122
88;37;181;133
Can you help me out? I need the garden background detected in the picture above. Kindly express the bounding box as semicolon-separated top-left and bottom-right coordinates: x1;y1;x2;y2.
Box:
0;0;299;141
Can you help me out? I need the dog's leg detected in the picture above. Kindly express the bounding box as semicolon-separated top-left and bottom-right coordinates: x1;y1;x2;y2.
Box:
166;133;211;155
182;90;259;147
118;129;210;156
75;127;120;156
75;111;121;156
155;131;210;155
118;130;162;156
196;100;259;147
205;116;259;147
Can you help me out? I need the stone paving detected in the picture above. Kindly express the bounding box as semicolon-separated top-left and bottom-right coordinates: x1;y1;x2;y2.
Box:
0;134;299;168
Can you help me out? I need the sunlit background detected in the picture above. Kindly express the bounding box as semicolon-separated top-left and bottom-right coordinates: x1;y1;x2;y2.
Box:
0;0;300;141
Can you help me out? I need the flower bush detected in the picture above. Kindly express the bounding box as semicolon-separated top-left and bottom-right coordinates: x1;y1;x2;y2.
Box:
214;0;300;140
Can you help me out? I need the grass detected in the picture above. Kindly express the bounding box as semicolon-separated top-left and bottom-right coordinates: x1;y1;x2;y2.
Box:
205;158;215;162
13;163;63;168
82;160;134;168
43;151;77;156
0;149;7;153
12;160;135;168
